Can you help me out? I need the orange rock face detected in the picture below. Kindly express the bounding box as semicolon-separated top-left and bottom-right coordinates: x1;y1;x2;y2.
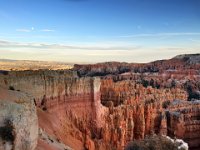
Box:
0;70;107;150
0;54;199;150
98;78;195;150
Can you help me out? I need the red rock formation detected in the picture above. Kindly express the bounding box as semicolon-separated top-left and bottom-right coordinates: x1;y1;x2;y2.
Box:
0;70;107;150
74;54;200;77
166;100;200;149
0;54;199;150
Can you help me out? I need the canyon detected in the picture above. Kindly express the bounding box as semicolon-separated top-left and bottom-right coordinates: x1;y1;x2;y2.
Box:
0;54;199;150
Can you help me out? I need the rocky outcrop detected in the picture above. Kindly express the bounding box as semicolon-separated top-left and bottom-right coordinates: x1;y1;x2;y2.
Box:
125;135;188;150
74;62;144;77
0;70;106;150
166;100;200;150
101;79;187;106
74;54;200;77
0;88;38;150
0;70;77;106
99;75;200;149
0;53;199;150
173;53;200;64
1;68;199;150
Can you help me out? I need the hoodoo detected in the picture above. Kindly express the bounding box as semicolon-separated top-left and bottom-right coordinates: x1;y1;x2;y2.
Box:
0;54;199;150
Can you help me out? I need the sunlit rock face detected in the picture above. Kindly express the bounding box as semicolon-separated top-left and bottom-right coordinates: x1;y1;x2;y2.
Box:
72;54;200;150
0;70;104;124
0;54;199;150
166;100;200;149
0;70;106;150
0;88;38;150
98;78;195;150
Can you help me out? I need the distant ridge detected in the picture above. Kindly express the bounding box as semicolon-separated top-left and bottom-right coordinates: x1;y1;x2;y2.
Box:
173;53;200;64
173;53;200;59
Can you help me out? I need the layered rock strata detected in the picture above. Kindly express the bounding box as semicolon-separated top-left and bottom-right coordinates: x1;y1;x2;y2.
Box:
0;53;199;150
0;70;106;150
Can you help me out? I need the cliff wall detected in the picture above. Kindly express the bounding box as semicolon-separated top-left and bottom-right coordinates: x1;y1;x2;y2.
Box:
0;70;106;150
0;67;199;150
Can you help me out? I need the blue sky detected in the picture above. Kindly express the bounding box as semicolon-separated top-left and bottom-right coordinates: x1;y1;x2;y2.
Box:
0;0;200;63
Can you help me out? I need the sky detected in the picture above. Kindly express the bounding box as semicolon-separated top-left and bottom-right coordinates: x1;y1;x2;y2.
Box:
0;0;200;63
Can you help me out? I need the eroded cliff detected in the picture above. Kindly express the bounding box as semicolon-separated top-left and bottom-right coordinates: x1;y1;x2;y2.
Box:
0;54;199;150
0;70;106;150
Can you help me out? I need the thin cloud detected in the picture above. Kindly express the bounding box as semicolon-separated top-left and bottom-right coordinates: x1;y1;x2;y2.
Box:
0;40;140;51
16;29;31;32
118;32;200;38
0;39;199;63
40;29;55;32
156;47;188;51
16;28;55;33
189;39;200;43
